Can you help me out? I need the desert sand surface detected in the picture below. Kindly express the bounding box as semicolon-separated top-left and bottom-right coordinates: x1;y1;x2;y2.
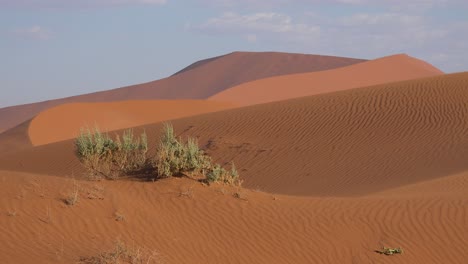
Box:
0;119;33;156
0;170;466;264
209;54;444;106
0;51;365;132
0;71;467;194
28;100;235;146
0;60;467;263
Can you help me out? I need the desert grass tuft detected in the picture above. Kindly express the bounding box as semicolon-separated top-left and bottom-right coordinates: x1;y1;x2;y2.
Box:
376;246;404;255
80;239;160;264
65;180;80;206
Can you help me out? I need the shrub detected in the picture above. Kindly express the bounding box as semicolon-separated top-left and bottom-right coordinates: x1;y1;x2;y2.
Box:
76;123;240;186
154;123;211;178
376;247;404;255
206;162;241;186
75;126;148;180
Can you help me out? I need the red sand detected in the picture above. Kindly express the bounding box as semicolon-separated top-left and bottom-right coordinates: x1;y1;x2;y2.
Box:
28;100;235;146
209;54;443;106
0;171;466;263
0;58;466;264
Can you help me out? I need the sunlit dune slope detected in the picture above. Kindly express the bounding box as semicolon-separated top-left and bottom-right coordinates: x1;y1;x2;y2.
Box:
0;72;466;197
28;100;235;146
0;51;366;132
209;54;443;106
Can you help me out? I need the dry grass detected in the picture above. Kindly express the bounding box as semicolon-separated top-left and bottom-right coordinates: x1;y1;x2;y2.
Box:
376;246;404;255
178;187;194;198
233;190;248;201
39;205;52;224
80;240;161;264
64;180;80;206
7;210;17;217
114;211;125;222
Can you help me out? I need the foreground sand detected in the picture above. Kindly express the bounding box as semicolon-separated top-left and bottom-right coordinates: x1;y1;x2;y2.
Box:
0;170;466;263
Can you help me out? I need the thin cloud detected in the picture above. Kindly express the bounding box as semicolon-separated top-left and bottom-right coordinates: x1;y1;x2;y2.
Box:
0;0;167;9
192;12;320;43
12;25;53;40
193;0;467;10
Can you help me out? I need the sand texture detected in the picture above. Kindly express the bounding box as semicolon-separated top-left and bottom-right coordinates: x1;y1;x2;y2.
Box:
209;54;443;106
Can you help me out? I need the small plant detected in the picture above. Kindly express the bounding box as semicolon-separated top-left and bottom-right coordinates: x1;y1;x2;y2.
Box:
114;211;125;222
80;239;160;264
154;123;185;178
65;188;79;206
7;210;17;217
233;190;248;201
75;126;148;180
154;123;212;179
206;162;241;186
376;246;404;255
179;187;194;198
65;180;80;206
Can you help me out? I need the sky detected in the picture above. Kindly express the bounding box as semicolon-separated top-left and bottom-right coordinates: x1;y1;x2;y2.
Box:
1;0;467;108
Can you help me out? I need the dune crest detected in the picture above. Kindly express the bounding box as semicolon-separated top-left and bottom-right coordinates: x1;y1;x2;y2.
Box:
28;100;235;146
0;51;366;132
209;54;444;106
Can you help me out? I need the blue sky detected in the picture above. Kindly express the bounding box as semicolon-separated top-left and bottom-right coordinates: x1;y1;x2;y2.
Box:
1;0;467;108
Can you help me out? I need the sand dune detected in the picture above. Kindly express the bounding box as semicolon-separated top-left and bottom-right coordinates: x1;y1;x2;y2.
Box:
1;72;466;197
0;62;466;263
0;171;466;263
28;100;235;146
0;51;366;132
0;119;33;156
209;54;444;106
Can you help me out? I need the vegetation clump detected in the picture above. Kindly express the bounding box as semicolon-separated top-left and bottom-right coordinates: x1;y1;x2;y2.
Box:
376;246;404;256
80;240;160;264
75;126;148;180
75;123;240;186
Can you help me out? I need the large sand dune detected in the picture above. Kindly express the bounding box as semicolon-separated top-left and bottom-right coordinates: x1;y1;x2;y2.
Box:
209;54;443;106
0;72;466;197
0;67;466;263
28;100;235;146
0;51;366;132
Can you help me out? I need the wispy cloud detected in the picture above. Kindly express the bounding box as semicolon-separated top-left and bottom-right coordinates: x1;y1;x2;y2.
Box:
0;0;167;9
12;25;53;40
195;0;467;7
191;12;320;43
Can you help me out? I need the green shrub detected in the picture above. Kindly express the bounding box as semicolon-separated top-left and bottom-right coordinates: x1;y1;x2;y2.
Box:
206;162;240;186
154;123;211;178
76;123;240;186
155;123;185;178
75;126;148;180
